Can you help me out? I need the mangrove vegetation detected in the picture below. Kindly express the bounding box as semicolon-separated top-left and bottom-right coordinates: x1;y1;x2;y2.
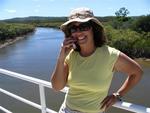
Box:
0;23;35;43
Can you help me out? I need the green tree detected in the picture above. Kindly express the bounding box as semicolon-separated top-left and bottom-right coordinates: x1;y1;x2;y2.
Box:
111;7;131;29
132;15;150;32
115;7;130;22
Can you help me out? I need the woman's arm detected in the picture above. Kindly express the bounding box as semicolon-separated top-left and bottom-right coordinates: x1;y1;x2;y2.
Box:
101;52;143;110
51;38;75;91
113;52;143;96
51;56;69;91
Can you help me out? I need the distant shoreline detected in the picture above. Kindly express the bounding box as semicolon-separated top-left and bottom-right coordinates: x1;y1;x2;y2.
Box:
135;58;150;61
134;58;150;67
0;36;26;49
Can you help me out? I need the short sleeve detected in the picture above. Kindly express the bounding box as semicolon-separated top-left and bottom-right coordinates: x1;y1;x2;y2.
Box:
65;49;74;66
108;47;120;71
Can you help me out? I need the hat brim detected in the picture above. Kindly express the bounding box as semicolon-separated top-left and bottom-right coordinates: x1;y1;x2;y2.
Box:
60;17;103;32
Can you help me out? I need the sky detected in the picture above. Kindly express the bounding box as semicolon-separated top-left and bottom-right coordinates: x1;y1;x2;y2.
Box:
0;0;149;20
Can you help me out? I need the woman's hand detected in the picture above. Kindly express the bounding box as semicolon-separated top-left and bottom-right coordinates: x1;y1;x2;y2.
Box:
100;94;120;111
59;37;76;60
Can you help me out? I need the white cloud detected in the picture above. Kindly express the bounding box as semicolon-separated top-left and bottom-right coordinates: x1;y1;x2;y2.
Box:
5;9;16;13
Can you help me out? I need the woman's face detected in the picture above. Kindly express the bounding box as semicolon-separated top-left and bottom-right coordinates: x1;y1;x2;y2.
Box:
68;22;94;47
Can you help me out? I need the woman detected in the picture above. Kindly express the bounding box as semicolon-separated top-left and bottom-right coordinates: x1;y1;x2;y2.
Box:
51;7;143;113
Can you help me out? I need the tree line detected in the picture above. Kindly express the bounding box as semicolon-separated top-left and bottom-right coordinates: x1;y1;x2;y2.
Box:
0;23;35;43
106;7;150;58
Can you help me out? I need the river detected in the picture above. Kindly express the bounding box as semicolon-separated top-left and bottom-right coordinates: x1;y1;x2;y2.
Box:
0;28;150;113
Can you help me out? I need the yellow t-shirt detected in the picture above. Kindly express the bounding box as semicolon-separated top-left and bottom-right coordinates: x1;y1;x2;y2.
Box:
65;45;120;113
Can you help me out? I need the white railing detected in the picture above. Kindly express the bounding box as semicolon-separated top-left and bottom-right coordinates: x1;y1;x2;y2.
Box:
0;68;150;113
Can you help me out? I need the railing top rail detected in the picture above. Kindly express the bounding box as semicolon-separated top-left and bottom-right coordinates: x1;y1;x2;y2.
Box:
0;68;68;93
0;68;51;88
0;68;150;113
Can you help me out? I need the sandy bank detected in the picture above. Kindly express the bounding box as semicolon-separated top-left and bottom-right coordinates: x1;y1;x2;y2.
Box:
0;36;26;49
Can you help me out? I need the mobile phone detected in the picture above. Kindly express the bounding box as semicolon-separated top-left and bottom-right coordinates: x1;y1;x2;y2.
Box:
72;43;77;49
67;36;76;49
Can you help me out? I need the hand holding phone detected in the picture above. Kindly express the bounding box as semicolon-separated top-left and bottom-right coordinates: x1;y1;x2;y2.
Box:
72;43;77;49
65;36;77;50
70;36;78;50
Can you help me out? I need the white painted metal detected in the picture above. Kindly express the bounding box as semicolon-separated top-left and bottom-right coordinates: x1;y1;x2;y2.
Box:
0;106;13;113
0;68;150;113
39;85;47;113
0;88;42;109
0;68;52;88
0;88;57;113
114;101;150;113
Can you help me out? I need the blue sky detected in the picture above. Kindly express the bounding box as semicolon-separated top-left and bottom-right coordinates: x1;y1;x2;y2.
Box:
0;0;149;20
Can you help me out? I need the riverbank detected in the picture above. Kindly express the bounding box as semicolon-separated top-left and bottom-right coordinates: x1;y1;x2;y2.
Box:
0;23;35;49
0;35;27;49
134;58;150;67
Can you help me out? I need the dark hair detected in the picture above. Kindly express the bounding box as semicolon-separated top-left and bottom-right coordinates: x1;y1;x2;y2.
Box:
73;20;107;52
90;20;107;47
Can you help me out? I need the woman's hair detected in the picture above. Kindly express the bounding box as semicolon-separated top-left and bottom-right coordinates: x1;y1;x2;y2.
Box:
90;20;107;47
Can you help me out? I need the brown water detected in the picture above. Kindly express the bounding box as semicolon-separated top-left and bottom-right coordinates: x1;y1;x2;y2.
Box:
0;28;150;113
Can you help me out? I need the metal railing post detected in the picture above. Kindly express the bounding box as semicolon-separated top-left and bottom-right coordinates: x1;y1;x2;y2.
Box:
39;85;47;113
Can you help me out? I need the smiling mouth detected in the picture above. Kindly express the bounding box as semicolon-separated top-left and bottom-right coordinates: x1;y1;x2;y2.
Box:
78;36;86;41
